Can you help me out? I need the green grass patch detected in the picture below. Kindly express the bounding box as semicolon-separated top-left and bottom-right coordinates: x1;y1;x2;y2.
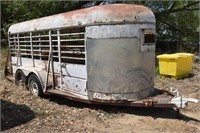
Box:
154;65;160;77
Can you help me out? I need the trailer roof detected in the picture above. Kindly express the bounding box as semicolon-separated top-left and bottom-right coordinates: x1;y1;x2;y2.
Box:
8;4;155;34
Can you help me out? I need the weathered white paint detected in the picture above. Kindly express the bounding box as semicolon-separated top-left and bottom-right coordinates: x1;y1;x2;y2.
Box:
62;76;87;96
86;24;155;39
86;24;140;39
54;62;87;79
11;57;87;95
12;57;87;79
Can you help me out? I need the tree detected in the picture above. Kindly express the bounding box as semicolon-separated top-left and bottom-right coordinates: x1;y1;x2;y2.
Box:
1;1;88;40
151;1;199;52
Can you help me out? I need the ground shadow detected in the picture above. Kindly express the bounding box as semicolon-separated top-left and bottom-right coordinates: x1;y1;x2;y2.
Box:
45;94;200;124
180;73;195;79
159;73;195;80
1;99;35;131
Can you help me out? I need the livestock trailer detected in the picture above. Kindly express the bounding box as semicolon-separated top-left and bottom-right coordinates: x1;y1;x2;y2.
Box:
6;4;198;109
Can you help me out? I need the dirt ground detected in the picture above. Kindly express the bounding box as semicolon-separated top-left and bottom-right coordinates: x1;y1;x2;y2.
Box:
1;63;200;133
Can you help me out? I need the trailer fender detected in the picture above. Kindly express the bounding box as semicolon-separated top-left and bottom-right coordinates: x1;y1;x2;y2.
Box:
15;67;51;90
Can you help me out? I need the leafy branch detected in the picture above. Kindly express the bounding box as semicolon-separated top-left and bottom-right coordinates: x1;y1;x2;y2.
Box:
155;1;199;15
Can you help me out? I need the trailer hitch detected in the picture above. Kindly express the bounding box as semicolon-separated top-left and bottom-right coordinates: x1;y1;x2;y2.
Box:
169;87;199;108
171;97;199;108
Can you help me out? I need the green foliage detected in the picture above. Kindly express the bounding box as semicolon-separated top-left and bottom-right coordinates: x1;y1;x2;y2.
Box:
154;65;160;77
1;1;85;39
150;1;199;52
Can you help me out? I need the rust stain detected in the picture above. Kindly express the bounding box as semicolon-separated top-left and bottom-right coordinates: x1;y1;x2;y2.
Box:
61;4;149;16
60;4;152;25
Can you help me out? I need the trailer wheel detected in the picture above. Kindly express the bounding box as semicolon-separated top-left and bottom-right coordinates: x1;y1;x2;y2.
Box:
28;74;44;97
15;69;27;88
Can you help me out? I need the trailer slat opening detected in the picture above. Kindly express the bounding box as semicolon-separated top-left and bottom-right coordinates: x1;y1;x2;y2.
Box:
9;27;85;64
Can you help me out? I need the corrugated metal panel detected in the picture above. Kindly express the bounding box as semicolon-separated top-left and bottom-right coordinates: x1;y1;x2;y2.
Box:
8;4;155;34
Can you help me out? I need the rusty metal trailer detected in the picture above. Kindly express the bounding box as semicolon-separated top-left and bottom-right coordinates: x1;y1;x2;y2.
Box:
6;4;198;110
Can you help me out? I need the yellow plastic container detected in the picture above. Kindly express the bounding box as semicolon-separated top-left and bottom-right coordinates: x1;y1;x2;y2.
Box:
157;53;194;79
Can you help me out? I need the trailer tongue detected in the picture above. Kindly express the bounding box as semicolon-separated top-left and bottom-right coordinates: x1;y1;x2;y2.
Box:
130;89;199;109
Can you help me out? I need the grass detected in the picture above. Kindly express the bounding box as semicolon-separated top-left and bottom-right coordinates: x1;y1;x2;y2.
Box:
154;65;160;77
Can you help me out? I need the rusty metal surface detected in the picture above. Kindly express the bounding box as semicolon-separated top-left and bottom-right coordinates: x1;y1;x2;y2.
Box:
46;88;176;108
91;90;175;108
46;88;89;101
8;4;155;34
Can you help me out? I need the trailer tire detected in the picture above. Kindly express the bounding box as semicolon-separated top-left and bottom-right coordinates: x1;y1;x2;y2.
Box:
28;74;44;97
15;69;27;88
